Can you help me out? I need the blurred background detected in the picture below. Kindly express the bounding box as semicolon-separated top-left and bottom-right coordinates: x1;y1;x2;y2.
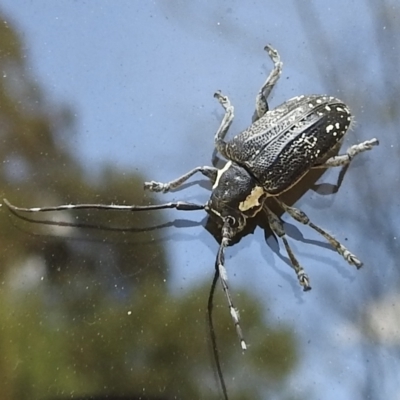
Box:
0;1;399;400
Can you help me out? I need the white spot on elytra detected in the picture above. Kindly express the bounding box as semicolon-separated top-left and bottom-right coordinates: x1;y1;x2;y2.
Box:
326;125;334;133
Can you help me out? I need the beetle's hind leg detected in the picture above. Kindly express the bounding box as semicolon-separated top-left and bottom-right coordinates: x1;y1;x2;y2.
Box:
254;44;283;121
274;198;363;268
264;205;311;291
312;138;379;169
144;166;218;193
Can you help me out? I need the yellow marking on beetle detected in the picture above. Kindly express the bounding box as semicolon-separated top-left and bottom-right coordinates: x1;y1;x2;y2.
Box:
239;186;265;212
213;161;232;189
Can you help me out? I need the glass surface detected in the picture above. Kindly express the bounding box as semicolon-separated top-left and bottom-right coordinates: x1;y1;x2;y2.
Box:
0;2;398;400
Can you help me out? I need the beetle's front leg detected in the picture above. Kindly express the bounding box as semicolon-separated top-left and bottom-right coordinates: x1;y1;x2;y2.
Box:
213;91;235;159
144;166;218;193
313;138;379;169
254;44;283;121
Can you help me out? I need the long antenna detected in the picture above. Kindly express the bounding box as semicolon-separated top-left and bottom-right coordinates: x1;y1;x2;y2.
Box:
3;198;205;213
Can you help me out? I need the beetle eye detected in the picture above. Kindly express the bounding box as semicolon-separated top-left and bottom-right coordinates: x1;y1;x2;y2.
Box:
225;216;236;226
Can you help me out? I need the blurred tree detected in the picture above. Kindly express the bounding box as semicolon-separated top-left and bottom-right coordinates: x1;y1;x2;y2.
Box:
0;10;299;400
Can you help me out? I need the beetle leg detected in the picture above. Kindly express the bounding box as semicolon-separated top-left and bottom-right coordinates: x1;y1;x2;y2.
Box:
213;91;235;159
264;205;311;291
312;138;379;169
254;44;283;121
144;166;218;193
275;198;363;269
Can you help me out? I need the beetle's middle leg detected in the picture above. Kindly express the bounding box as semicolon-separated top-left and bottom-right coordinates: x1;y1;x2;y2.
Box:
312;138;379;169
144;166;218;193
264;205;311;291
274;197;363;268
254;44;283;121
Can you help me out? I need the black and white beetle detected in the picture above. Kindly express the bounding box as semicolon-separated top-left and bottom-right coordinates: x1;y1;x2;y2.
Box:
4;45;378;352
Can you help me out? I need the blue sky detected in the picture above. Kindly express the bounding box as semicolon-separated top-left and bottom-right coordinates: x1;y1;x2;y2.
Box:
2;2;399;399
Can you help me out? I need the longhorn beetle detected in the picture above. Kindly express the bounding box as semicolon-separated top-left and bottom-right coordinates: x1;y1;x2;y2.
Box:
4;44;378;397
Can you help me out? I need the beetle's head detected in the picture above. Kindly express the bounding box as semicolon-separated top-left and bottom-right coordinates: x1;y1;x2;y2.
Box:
205;161;266;238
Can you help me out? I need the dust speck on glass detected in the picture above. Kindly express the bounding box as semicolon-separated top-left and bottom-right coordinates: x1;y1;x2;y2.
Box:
4;44;379;400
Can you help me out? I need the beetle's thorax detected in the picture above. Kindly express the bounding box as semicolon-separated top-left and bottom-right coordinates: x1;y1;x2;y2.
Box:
206;161;266;232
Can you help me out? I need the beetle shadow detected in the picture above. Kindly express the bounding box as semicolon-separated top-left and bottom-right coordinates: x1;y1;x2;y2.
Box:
312;164;349;195
6;155;356;295
5;205;207;247
204;160;357;298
